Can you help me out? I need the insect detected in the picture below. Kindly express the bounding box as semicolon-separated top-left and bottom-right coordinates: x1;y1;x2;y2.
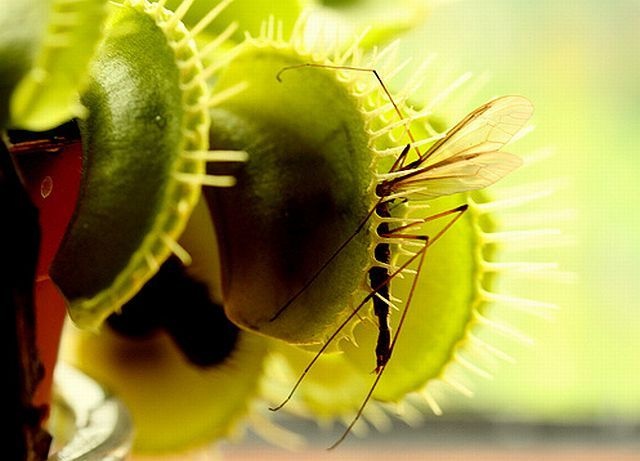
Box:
272;63;534;448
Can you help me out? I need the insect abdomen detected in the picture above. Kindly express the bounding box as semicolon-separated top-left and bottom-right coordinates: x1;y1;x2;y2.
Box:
369;201;393;371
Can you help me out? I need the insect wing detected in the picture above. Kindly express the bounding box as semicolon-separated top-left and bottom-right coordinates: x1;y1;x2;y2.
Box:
391;95;532;198
423;95;533;167
398;151;522;200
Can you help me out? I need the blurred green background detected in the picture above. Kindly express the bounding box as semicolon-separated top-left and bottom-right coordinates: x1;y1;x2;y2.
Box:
400;0;640;423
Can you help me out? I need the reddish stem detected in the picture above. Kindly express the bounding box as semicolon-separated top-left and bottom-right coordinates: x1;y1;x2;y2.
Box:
11;136;83;410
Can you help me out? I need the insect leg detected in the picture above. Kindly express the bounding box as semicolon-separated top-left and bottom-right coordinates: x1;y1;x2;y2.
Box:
268;289;376;412
370;203;469;370
329;202;468;448
269;233;433;412
387;203;469;241
270;64;422;321
329;234;430;450
268;141;410;324
268;202;380;322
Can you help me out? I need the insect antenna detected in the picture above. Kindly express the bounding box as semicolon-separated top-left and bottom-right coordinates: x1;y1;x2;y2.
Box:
277;63;423;164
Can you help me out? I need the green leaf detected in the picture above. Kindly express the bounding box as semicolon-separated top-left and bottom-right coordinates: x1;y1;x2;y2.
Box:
0;0;47;128
7;0;109;131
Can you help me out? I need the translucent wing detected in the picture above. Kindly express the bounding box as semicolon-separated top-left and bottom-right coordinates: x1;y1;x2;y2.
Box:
390;95;533;198
398;151;522;200
421;95;533;168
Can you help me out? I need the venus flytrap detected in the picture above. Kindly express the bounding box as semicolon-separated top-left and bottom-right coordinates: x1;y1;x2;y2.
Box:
199;17;538;448
61;313;270;453
2;0;250;457
0;0;558;457
50;0;248;330
49;0;274;455
206;44;375;344
62;14;540;451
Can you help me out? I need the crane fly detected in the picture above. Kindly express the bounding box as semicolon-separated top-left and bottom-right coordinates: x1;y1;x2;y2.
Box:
272;64;534;448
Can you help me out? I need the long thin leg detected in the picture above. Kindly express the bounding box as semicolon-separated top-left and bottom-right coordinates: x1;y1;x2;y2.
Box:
329;204;469;449
270;63;420;321
269;240;429;411
269;144;412;322
371;203;469;372
269;202;380;321
270;204;468;412
328;235;429;450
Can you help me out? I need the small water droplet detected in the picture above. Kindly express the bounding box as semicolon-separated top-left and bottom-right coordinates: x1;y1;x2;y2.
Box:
41;176;53;199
